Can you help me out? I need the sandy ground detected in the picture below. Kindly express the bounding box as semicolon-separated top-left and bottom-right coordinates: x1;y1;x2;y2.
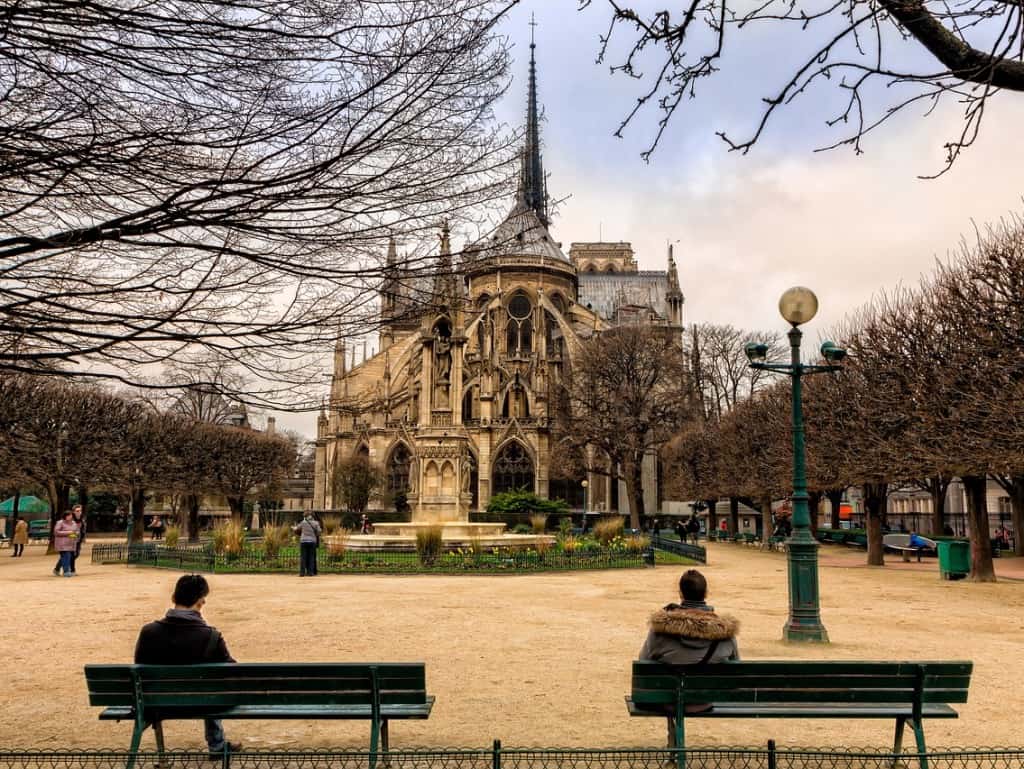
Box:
1;542;1022;752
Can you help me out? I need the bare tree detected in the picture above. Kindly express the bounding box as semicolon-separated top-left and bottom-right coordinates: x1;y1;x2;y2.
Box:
556;325;691;529
581;1;1024;174
1;1;518;403
690;323;782;420
208;427;295;522
332;456;383;514
163;358;249;425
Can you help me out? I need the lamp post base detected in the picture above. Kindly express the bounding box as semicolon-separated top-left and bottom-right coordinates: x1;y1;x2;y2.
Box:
783;533;830;643
783;620;830;643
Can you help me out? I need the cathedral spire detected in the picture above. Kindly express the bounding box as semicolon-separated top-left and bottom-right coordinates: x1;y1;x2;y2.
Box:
667;243;682;297
433;220;457;304
519;16;548;228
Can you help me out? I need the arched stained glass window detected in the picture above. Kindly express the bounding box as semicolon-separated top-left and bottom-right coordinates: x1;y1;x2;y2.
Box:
492;441;534;494
506;293;533;356
387;444;411;494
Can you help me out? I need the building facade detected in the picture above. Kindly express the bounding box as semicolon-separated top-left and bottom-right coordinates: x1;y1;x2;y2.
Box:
313;44;684;518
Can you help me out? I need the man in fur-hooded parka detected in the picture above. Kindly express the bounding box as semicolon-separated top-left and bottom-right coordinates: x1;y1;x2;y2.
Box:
639;569;740;665
639;570;740;745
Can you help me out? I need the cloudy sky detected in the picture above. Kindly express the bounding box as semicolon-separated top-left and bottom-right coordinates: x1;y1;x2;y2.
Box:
278;2;1024;437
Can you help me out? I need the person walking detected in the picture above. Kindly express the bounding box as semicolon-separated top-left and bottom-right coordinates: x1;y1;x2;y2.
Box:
150;515;164;540
52;504;84;573
53;511;80;577
686;514;701;545
71;506;86;573
11;517;28;557
292;512;322;577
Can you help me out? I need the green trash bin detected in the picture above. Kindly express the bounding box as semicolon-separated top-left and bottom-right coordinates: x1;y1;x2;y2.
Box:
937;540;970;580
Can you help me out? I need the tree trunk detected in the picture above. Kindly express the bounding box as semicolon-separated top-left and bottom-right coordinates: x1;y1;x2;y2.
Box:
729;497;739;535
624;459;644;531
706;498;718;535
187;494;201;543
862;482;887;566
827;489;843;530
962;475;996;582
227;495;246;524
77;482;89;515
7;491;21;538
130;487;147;543
761;496;773;543
928;476;949;536
808;490;821;536
1010;476;1024;558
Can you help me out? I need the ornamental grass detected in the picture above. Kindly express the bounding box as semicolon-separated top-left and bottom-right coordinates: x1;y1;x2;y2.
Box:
327;529;350;557
416;525;444;565
593;516;624;546
262;523;292;559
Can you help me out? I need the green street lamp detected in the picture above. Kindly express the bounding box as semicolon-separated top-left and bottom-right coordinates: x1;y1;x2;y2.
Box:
746;287;846;643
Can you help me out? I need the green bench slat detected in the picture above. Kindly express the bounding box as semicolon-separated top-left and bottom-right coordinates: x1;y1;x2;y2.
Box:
631;674;971;690
92;696;432;708
626;699;960;719
631;689;969;705
88;678;427;695
633;661;972;676
98;699;435;721
86;663;425;680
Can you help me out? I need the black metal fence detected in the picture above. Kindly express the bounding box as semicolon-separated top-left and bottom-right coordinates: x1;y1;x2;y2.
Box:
0;746;1021;769
651;534;707;564
91;543;651;575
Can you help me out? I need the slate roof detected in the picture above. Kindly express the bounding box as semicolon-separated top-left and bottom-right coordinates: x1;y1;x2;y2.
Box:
466;203;569;262
577;270;670;321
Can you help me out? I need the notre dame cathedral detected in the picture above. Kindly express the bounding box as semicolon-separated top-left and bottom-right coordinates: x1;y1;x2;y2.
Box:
313;41;684;519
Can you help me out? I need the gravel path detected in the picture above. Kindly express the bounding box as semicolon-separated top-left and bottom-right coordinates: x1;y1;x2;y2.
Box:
2;542;1020;751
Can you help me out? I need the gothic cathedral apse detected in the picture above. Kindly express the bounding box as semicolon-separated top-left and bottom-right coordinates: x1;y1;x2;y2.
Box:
314;41;685;521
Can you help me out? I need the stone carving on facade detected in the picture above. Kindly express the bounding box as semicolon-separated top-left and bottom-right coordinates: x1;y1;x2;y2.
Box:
433;329;452;408
461;449;475;493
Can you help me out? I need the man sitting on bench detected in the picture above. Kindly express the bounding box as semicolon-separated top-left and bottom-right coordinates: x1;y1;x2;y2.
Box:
134;574;242;757
638;570;740;747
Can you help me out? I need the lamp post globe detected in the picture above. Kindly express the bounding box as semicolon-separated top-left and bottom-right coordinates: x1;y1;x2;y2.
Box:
779;286;819;326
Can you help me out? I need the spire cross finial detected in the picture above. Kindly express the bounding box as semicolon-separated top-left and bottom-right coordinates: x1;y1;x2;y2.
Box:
529;12;537;47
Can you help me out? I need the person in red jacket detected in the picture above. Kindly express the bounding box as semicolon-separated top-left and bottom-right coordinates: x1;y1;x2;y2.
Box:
134;575;241;756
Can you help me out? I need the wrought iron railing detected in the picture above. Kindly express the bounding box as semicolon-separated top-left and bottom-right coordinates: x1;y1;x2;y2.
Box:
91;543;651;575
0;746;1019;769
651;534;707;564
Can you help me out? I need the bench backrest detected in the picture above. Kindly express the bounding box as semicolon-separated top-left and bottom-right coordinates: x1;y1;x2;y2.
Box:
85;663;428;711
884;534;936;549
632;660;972;709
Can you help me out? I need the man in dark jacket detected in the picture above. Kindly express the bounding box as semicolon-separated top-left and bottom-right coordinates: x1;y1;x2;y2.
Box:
639;569;740;747
134;574;240;757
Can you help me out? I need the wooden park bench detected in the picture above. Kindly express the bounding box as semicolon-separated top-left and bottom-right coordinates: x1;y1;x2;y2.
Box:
626;659;972;769
884;534;937;562
27;519;50;543
85;663;434;769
